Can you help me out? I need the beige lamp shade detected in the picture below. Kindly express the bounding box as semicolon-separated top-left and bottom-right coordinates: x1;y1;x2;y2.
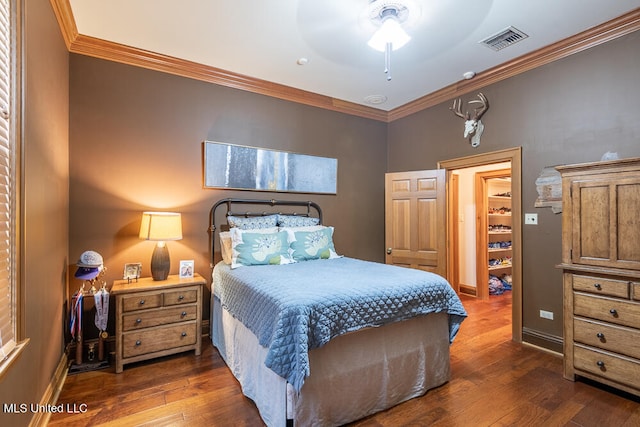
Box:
139;212;183;241
139;212;182;281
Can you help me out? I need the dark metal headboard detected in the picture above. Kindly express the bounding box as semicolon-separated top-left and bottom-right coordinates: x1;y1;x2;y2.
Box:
208;198;323;267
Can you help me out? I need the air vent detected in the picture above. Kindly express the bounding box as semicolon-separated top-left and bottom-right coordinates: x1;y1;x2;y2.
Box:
479;26;528;51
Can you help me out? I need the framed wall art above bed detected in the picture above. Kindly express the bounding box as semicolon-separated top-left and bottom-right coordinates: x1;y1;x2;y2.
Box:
203;141;338;194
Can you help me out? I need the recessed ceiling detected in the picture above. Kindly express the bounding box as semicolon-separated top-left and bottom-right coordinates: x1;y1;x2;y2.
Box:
65;0;640;115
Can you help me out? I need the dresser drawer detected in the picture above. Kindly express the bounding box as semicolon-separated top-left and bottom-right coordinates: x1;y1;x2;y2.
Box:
164;287;198;306
633;283;640;301
574;344;640;389
574;317;640;359
121;292;162;312
572;275;630;298
122;305;197;332
122;322;197;358
574;292;640;329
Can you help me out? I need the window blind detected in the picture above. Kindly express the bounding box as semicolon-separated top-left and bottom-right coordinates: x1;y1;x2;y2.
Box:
0;0;15;360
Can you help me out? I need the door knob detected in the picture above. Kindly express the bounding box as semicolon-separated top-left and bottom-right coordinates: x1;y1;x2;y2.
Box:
386;248;392;255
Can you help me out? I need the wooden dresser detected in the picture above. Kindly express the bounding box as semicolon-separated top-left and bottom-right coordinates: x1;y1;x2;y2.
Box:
557;157;640;396
112;274;205;373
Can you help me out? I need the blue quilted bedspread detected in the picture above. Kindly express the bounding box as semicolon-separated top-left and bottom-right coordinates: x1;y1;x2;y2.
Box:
212;257;467;392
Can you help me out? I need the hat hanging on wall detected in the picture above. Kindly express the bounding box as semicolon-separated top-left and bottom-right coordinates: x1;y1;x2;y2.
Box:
74;250;104;280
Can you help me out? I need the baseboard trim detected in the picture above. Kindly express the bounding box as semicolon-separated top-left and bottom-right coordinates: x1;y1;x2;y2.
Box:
459;283;477;297
522;327;563;355
29;353;69;427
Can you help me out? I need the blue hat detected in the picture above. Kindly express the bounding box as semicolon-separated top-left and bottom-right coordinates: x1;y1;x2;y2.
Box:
75;266;100;280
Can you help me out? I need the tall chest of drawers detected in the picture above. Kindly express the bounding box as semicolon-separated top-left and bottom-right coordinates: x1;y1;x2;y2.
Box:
112;274;205;373
557;158;640;396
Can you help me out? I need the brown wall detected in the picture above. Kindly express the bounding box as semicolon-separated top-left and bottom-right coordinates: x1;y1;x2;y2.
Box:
388;31;640;344
0;0;70;426
68;53;388;333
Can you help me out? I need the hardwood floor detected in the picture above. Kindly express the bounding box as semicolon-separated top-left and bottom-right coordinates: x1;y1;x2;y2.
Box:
48;293;640;426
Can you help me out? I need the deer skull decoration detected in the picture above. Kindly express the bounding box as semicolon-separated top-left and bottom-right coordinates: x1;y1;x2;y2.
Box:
449;93;489;148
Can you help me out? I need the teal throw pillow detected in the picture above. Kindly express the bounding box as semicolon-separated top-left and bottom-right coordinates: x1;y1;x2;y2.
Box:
290;227;339;261
231;229;292;268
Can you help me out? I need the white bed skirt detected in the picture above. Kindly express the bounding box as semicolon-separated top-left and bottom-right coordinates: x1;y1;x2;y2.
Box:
211;296;451;426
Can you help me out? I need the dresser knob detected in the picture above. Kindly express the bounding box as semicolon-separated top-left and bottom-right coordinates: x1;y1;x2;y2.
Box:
609;308;618;316
178;295;184;300
135;340;141;346
593;283;602;290
596;360;605;369
181;311;187;317
596;332;605;340
181;332;187;337
136;318;142;324
139;299;145;305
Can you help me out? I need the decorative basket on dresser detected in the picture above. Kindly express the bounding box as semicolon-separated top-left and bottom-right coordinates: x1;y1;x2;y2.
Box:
112;273;205;373
557;157;640;397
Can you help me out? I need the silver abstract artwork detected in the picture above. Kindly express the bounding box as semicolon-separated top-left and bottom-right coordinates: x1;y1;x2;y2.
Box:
203;141;337;194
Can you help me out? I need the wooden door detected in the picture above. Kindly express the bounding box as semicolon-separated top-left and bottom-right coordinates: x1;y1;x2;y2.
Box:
385;170;446;278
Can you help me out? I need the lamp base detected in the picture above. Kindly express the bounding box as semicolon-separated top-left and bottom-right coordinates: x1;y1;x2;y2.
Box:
151;243;170;281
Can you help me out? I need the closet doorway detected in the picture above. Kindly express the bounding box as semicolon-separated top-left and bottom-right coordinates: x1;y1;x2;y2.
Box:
439;148;522;342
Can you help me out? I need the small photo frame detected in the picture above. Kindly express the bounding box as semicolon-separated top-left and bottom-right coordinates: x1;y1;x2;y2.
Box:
179;260;194;278
123;262;142;281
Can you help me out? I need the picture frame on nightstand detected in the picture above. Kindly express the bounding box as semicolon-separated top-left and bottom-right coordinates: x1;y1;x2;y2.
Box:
179;260;194;278
123;262;142;282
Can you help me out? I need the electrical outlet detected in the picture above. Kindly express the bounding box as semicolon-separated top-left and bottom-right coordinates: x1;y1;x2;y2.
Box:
525;213;538;225
539;310;554;320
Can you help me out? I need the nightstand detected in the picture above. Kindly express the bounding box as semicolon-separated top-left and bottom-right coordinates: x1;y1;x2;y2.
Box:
112;273;205;373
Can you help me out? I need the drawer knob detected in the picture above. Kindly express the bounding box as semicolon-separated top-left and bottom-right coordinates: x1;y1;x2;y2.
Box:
181;311;187;317
596;332;605;340
178;295;184;300
139;299;145;305
181;332;187;337
135;340;141;346
593;283;602;290
136;318;142;324
596;360;605;369
609;308;618;316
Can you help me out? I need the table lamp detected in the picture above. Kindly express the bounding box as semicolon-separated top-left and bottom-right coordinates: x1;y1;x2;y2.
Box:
139;212;183;281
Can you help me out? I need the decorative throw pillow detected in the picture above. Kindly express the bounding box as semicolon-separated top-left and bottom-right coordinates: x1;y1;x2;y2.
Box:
277;214;320;228
227;214;278;230
220;227;279;265
230;228;293;268
288;227;340;261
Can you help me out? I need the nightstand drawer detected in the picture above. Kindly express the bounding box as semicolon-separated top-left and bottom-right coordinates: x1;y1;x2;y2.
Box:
121;292;162;312
574;292;640;329
574;344;640;389
574;317;640;359
164;287;198;306
572;275;630;298
122;322;197;358
122;305;197;331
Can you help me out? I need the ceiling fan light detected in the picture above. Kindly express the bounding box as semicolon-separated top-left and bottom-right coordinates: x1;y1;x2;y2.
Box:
367;17;411;52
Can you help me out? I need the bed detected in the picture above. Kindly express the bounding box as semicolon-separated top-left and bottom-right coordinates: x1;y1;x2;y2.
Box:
208;198;467;426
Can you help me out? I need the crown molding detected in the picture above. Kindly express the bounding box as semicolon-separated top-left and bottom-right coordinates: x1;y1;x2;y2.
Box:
50;1;639;123
388;7;640;121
